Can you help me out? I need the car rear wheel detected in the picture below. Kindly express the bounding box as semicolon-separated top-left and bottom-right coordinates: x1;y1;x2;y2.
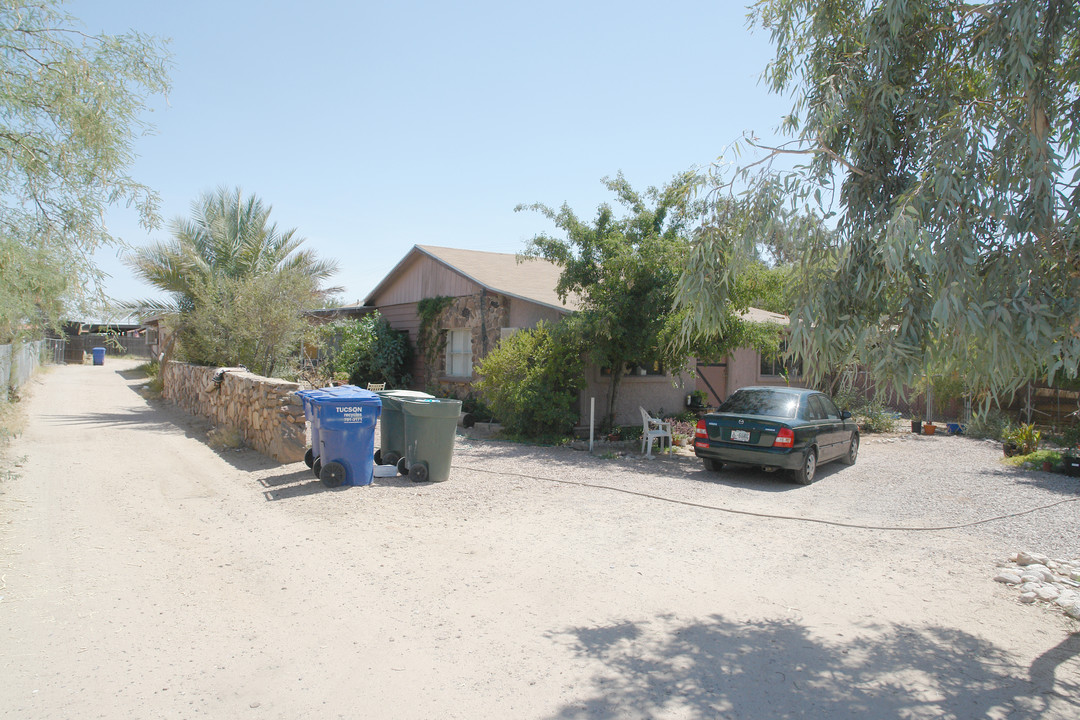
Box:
703;457;723;472
842;433;859;465
794;449;817;485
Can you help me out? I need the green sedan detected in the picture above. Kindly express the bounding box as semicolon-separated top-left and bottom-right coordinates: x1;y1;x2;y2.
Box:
694;386;860;485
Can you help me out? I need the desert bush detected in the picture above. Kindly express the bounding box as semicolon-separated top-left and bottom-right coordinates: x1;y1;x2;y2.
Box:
475;319;586;438
966;410;1010;441
324;312;412;388
856;398;897;434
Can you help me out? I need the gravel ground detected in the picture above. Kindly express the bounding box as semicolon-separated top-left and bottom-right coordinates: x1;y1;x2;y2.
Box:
416;430;1080;562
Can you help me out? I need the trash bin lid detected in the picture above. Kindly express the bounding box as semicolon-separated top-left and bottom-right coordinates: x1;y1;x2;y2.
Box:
400;397;462;418
377;389;435;410
308;388;381;405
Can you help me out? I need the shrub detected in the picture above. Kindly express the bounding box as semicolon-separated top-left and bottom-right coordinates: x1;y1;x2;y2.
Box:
966;410;1009;441
856;399;897;434
832;391;897;434
325;312;412;388
1003;423;1041;455
475;320;587;438
135;360;164;393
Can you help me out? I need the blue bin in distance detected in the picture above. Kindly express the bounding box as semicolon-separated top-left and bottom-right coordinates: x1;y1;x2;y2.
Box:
92;347;106;365
310;389;382;487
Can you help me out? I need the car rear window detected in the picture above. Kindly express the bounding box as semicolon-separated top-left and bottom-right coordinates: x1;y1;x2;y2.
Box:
719;389;799;419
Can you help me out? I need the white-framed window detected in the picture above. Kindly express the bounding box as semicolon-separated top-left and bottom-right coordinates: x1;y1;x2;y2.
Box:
445;329;472;377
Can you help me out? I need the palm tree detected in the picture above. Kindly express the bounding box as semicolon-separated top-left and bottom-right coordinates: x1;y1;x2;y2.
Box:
124;186;339;312
122;186;341;375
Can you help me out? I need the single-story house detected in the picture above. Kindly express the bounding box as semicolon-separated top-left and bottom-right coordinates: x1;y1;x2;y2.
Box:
695;306;799;407
362;244;796;427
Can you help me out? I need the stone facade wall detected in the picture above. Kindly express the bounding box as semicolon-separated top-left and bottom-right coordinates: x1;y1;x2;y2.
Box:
427;292;509;394
162;362;306;463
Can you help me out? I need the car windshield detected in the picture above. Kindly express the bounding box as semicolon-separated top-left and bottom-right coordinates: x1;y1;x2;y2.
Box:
719;389;799;419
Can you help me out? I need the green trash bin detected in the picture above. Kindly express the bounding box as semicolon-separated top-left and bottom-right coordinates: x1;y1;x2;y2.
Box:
399;398;463;483
374;390;434;467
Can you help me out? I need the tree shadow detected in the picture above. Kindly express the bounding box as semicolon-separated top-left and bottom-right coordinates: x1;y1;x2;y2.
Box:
39;409;180;433
455;437;838;493
546;615;1080;719
115;367;150;381
981;466;1080;497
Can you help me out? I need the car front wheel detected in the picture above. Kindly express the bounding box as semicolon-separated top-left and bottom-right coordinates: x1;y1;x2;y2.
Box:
794;448;817;485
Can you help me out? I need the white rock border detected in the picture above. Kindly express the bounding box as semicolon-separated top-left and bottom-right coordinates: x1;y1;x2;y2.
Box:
994;550;1080;619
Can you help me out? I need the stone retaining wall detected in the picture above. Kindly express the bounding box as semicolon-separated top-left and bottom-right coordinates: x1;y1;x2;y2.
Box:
162;362;306;463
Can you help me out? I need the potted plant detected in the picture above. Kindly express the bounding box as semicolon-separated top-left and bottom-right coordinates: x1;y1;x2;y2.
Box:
923;422;938;435
911;414;923;434
1063;450;1080;477
1002;423;1040;457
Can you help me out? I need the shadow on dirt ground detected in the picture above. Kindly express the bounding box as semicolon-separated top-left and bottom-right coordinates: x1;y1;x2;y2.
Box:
545;614;1080;719
456;437;826;493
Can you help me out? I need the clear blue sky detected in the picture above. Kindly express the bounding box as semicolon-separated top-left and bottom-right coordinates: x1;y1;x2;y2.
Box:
76;0;792;309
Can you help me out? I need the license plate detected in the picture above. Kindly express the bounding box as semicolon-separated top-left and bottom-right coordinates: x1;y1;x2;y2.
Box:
730;429;750;442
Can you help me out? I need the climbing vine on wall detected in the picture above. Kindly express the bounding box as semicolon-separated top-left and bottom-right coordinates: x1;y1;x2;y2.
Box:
417;296;455;381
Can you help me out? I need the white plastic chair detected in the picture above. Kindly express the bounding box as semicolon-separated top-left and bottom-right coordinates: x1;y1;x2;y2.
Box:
639;407;673;458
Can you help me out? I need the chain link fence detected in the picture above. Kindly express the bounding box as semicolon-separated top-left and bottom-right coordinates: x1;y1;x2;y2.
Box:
2;338;68;401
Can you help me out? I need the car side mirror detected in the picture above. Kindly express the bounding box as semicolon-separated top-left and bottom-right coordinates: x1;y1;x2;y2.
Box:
841;410;852;420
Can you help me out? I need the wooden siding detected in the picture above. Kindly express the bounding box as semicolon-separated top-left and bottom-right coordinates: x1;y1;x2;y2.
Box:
377;302;425;388
370;254;483;306
507;300;566;329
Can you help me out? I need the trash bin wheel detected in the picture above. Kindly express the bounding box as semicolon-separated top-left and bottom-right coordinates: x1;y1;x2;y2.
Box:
383;451;401;467
304;447;315;469
320;461;346;488
373;448;382;465
396;456;408;476
311;457;322;480
409;462;429;483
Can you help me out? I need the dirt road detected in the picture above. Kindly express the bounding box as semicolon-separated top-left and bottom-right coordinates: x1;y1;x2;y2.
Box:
2;360;1078;718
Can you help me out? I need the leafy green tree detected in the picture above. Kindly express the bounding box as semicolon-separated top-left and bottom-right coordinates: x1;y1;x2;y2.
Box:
0;0;170;341
475;319;588;438
178;269;319;376
521;171;784;428
124;187;340;376
685;1;1080;399
518;172;696;429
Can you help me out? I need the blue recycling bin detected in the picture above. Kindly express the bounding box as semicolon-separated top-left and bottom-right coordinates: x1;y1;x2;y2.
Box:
296;385;362;471
92;347;106;365
308;388;382;487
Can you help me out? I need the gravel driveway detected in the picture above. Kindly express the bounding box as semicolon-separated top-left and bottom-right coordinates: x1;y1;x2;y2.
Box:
2;360;1078;719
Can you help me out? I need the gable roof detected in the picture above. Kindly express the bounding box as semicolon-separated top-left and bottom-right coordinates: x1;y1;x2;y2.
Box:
363;244;791;326
365;244;582;313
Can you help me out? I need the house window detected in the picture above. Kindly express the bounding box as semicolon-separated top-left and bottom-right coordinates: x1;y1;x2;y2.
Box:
760;342;801;378
445;329;472;377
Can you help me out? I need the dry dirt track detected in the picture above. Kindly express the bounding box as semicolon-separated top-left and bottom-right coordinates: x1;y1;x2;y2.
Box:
2;360;1078;719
